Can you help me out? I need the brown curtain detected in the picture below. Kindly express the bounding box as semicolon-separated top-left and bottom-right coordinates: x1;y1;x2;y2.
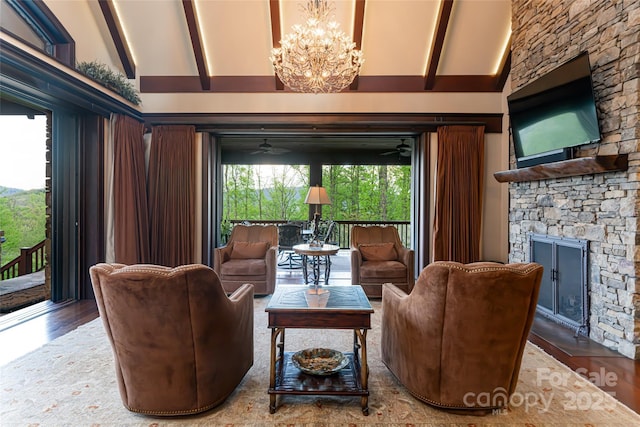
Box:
433;125;485;263
112;114;150;264
148;125;196;267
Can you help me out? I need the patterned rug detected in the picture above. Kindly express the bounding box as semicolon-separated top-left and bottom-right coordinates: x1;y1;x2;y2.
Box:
2;296;639;426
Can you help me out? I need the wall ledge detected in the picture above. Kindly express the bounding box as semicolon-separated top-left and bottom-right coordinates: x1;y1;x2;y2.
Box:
493;155;629;183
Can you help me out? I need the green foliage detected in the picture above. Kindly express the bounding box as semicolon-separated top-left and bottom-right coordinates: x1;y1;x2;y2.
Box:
222;164;410;222
76;61;141;105
0;188;46;266
223;165;310;221
323;165;411;221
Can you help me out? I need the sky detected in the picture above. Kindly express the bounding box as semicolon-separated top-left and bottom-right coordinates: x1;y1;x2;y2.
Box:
0;115;47;191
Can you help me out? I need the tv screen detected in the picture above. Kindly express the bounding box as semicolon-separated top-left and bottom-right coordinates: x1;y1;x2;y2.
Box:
507;52;601;167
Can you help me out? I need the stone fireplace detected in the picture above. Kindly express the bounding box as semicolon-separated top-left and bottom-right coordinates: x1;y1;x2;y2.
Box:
508;1;640;359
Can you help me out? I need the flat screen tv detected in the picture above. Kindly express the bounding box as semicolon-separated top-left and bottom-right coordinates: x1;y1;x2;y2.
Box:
507;52;601;168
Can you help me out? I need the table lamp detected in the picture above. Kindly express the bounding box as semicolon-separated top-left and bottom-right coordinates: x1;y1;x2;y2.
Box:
304;185;331;244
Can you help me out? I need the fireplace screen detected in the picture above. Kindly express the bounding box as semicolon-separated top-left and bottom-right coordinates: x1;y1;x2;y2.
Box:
530;233;588;335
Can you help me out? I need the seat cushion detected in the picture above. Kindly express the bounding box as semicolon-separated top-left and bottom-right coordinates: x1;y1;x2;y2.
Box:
359;243;397;261
230;241;269;259
221;258;267;276
360;260;406;279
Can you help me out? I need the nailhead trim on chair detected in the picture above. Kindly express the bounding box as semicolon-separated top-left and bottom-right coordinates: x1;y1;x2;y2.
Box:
437;261;541;275
95;264;206;277
126;401;221;416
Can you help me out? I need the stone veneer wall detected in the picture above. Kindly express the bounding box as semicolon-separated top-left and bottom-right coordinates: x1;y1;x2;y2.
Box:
510;0;640;358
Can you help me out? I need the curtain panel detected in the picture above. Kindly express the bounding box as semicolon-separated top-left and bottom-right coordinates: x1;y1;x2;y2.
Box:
148;125;197;267
111;114;150;264
433;125;485;263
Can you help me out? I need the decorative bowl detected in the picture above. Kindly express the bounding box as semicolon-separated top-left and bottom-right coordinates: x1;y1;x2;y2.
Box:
291;348;349;376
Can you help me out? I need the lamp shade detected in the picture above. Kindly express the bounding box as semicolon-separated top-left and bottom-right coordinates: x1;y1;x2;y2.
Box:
304;185;331;205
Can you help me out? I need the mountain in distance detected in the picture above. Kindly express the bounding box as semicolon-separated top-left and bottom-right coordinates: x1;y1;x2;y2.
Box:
0;186;25;197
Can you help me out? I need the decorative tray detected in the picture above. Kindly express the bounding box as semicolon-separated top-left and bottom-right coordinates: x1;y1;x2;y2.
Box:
291;348;349;376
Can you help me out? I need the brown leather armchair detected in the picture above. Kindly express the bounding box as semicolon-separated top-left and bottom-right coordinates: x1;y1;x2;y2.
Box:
89;263;254;416
214;224;278;295
381;261;543;414
350;225;414;297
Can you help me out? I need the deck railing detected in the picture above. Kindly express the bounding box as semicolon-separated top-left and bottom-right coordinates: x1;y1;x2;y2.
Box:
227;220;411;248
0;240;46;280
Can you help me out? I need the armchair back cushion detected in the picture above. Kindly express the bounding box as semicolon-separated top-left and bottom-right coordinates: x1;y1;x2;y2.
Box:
214;224;278;295
350;225;414;297
89;263;254;416
230;241;270;259
359;242;398;261
381;261;543;413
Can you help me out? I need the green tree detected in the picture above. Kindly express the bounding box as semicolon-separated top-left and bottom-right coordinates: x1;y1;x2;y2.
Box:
222;164;410;223
0;189;46;266
224;165;256;220
263;165;307;220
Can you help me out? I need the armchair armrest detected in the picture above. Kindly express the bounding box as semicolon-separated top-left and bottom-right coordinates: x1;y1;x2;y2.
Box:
397;247;415;291
228;282;254;303
222;282;254;374
265;246;278;294
213;244;233;273
397;246;413;265
350;248;362;285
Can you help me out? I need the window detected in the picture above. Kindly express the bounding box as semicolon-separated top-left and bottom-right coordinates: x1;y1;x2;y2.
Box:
0;0;75;66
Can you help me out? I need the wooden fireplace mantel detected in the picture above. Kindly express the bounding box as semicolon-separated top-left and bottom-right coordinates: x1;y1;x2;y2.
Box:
493;154;629;183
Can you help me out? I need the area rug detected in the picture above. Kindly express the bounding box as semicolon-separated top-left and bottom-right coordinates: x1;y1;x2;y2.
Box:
2;296;639;426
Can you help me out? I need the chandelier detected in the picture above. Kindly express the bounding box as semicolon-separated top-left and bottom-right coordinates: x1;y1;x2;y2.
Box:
270;0;364;93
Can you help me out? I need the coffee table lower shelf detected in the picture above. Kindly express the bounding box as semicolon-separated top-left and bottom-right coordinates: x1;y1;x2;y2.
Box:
268;351;369;414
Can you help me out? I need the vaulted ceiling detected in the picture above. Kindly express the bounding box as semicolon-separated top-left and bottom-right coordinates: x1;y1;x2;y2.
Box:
97;0;512;94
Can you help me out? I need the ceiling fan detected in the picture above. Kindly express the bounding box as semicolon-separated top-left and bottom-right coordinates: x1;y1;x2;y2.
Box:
381;139;412;157
250;139;291;155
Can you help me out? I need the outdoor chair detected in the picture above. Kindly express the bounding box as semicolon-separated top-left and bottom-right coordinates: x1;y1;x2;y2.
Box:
315;220;337;267
350;225;414;298
277;222;304;269
89;263;254;416
321;220;337;245
214;224;278;295
381;261;543;414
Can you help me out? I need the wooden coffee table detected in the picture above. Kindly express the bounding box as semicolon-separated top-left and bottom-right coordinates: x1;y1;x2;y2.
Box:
265;285;374;415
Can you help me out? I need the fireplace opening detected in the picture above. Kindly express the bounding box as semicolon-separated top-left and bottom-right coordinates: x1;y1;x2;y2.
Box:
529;233;589;336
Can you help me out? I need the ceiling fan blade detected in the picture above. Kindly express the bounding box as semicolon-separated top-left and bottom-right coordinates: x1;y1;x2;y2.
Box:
268;147;291;154
380;150;397;156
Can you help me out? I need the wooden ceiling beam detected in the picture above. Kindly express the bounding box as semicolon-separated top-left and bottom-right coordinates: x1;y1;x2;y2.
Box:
98;0;135;79
494;35;511;90
182;0;210;91
424;0;453;90
142;112;503;134
349;0;366;91
140;74;503;93
269;0;284;90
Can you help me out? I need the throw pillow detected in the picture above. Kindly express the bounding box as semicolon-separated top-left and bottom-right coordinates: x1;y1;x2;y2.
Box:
359;242;397;261
230;241;270;259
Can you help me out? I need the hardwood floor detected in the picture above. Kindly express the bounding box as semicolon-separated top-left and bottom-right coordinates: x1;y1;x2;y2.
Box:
0;299;98;366
1;254;637;415
528;315;640;415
